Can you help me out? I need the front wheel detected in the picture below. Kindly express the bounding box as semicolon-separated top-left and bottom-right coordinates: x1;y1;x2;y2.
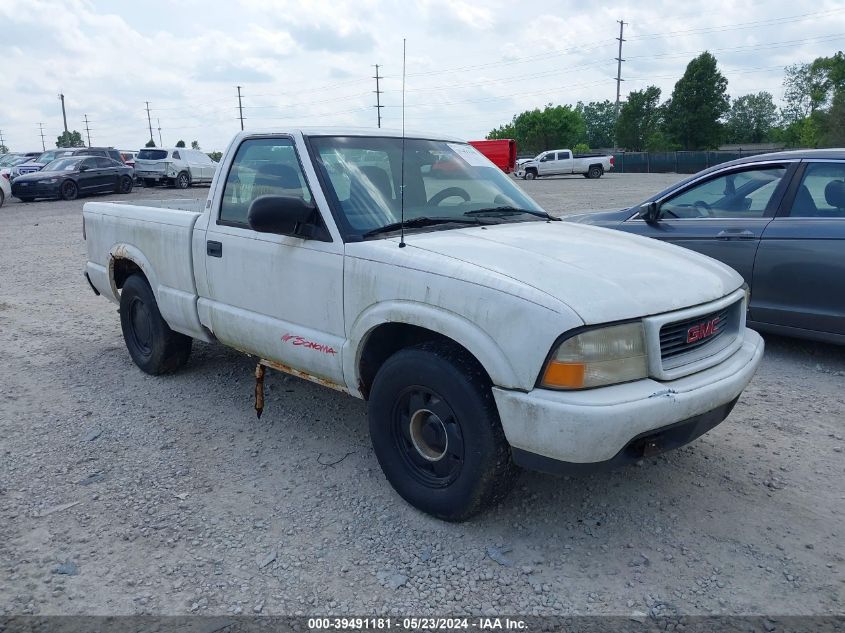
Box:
175;171;190;189
61;180;78;200
524;170;537;180
118;175;133;194
119;274;192;375
368;342;519;521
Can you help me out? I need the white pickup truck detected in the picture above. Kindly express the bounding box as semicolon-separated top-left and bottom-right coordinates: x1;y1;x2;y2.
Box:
516;149;615;180
83;128;763;521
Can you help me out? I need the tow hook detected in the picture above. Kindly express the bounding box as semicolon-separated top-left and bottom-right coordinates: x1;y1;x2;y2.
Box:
254;362;265;419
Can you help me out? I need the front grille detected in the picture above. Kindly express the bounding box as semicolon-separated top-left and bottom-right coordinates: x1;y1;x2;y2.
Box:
660;306;731;362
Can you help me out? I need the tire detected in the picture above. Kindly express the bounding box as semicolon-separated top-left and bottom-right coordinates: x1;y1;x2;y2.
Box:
0;189;4;207
368;341;519;521
587;165;603;179
524;170;537;180
60;180;78;201
143;178;157;188
175;171;190;189
118;175;133;194
119;274;192;375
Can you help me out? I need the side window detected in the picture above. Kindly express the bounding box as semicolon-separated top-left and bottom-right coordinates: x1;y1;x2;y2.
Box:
81;158;97;170
540;153;551;162
95;157;113;168
560;151;571;160
790;163;845;218
660;167;786;219
219;138;313;227
173;151;181;160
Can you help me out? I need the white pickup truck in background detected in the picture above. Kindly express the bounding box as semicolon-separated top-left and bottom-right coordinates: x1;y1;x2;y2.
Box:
517;149;615;180
83;128;763;520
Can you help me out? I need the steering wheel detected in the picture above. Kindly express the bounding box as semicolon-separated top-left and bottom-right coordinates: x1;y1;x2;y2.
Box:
693;200;714;217
428;187;470;206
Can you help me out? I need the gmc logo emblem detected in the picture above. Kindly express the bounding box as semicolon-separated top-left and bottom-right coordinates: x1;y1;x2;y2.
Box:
687;317;721;344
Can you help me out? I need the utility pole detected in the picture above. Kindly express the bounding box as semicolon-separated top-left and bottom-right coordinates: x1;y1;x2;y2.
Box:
614;19;627;146
145;101;154;145
373;64;384;128
58;93;69;134
83;114;92;146
236;86;244;131
157;118;163;147
38;123;46;151
0;129;7;151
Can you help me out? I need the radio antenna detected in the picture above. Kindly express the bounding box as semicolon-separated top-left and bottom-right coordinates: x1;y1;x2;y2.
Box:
398;38;407;249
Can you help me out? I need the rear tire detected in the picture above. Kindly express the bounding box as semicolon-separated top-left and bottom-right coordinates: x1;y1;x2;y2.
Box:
119;274;192;375
175;171;190;189
118;175;133;194
587;165;603;179
368;341;519;521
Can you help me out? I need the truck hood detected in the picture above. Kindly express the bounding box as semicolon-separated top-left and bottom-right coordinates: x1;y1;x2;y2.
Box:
375;221;743;324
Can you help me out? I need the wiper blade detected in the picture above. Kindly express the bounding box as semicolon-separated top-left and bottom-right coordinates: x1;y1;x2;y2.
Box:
464;206;559;221
362;216;490;238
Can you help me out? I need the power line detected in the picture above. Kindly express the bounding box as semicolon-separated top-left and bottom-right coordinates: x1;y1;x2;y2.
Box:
37;123;46;151
373;64;384;128
614;19;627;143
83;114;92;146
145;101;154;145
237;86;245;131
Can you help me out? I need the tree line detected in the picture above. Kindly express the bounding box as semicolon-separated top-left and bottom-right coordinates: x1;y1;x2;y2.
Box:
488;50;845;154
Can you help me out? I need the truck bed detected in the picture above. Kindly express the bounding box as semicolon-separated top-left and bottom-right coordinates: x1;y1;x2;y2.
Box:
83;200;209;340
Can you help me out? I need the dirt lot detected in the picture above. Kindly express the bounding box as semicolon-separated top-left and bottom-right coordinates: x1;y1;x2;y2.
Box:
0;174;843;617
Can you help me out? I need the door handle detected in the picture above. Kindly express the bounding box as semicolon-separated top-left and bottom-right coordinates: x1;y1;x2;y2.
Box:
206;240;222;257
716;229;755;240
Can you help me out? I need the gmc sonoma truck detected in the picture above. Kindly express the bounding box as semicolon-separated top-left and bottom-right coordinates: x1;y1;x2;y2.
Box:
516;149;614;180
83;129;763;521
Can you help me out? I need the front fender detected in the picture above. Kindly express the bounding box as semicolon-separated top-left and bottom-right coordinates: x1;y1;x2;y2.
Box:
344;300;523;395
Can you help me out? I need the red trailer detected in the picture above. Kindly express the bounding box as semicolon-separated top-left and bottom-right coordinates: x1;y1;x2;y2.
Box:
468;139;517;173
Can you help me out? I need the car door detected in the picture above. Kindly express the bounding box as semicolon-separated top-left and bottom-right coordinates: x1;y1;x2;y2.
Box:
537;152;555;176
751;160;845;337
620;162;795;284
199;136;346;384
557;150;573;174
76;157;102;193
94;157;119;191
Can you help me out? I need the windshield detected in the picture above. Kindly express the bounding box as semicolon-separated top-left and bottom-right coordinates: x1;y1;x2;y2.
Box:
37;150;72;163
310;136;545;237
44;157;84;171
137;149;168;160
2;156;30;167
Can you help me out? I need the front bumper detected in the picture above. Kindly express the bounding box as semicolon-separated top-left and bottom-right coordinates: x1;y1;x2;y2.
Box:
493;327;764;466
12;181;60;198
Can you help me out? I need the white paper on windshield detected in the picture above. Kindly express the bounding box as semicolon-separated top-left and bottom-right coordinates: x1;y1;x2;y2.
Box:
447;143;489;167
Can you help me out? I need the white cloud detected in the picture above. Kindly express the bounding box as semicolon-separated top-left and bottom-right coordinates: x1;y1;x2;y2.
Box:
1;0;844;151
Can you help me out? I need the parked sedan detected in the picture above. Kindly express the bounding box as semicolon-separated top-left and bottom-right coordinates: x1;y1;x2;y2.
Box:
567;149;845;345
11;156;134;201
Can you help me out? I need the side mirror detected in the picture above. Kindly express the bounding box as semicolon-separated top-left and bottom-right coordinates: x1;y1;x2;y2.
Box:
247;195;319;238
639;201;660;223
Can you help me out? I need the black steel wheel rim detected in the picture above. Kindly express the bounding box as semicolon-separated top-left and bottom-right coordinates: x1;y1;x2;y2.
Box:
391;386;464;488
63;181;76;198
120;177;132;192
127;296;153;357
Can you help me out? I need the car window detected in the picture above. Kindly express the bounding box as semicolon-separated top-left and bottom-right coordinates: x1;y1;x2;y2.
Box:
93;157;113;168
219;137;313;227
560;151;570;159
660;167;786;219
173;151;181;160
790;163;845;218
81;158;97;169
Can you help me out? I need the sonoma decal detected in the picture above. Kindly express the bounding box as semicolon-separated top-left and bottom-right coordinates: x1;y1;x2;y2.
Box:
281;334;338;355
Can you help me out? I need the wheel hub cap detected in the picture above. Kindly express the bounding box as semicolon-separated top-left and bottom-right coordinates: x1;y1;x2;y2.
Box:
409;409;448;461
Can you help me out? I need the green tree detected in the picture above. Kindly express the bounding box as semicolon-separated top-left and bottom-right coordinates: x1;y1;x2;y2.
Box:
576;100;615;148
823;90;845;146
615;86;663;151
724;92;778;144
665;52;729;149
0;144;8;154
145;139;156;148
572;143;591;154
207;151;223;162
175;140;186;148
191;140;200;150
488;104;586;155
56;130;85;148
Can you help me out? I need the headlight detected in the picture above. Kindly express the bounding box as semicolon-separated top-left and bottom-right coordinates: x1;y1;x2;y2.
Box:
540;322;648;389
40;178;58;184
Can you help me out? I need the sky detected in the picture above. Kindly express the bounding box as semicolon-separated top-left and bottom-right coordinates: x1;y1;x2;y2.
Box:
1;0;844;152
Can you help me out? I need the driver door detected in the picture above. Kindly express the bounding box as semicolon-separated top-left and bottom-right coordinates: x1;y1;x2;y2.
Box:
621;163;793;283
537;152;556;176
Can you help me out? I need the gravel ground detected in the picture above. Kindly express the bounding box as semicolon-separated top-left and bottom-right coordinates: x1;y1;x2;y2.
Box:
0;175;843;617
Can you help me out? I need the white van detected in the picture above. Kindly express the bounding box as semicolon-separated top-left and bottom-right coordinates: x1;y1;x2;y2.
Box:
134;148;218;188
